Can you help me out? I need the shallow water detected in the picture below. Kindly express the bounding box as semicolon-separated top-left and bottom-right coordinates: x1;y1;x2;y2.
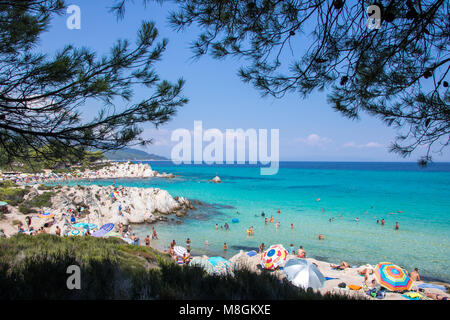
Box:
60;161;450;282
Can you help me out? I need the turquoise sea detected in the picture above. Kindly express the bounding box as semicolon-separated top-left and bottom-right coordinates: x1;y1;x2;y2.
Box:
64;161;450;282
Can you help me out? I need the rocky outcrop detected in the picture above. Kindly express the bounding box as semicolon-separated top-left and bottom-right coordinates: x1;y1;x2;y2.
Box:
50;185;194;229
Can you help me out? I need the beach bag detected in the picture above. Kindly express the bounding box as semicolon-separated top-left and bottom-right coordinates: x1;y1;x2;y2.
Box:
338;282;346;288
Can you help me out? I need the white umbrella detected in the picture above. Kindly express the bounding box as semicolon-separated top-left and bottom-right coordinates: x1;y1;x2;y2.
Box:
173;246;188;257
283;258;325;289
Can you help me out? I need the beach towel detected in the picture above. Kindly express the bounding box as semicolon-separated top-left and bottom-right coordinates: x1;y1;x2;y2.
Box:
247;250;257;257
402;292;423;300
417;283;446;291
348;285;362;291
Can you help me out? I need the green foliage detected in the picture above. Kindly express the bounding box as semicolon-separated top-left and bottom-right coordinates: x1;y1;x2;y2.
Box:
0;235;358;300
0;186;28;206
0;1;187;165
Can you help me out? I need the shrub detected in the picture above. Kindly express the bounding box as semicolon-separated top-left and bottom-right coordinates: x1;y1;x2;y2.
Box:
0;235;360;300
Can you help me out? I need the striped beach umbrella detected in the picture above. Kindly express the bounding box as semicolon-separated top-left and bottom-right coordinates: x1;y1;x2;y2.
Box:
68;229;85;237
374;262;413;292
261;244;288;270
190;256;214;274
38;212;54;219
211;259;234;276
173;246;188;257
100;223;114;232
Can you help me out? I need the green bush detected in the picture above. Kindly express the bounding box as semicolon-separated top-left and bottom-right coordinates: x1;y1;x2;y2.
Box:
0;187;28;206
0;235;359;300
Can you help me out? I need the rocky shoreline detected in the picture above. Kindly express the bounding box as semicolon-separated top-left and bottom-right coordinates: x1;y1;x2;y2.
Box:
0;162;191;237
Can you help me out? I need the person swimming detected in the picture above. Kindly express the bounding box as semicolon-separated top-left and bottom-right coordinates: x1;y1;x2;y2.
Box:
269;215;274;223
261;211;265;217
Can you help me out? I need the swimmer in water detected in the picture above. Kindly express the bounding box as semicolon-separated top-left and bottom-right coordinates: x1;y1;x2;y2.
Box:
395;222;399;230
318;234;324;240
205;240;209;246
261;211;265;217
277;209;281;214
270;215;274;223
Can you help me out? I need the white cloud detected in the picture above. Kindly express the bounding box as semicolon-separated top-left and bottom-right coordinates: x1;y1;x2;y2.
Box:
343;141;383;148
295;134;332;147
141;128;171;146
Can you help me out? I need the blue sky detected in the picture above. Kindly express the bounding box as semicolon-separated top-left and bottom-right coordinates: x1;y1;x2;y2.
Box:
37;0;449;162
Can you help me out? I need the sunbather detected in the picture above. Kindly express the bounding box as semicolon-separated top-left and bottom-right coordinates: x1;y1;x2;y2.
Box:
423;290;448;300
330;261;350;270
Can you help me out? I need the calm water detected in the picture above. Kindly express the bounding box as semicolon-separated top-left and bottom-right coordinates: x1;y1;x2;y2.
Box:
64;161;450;282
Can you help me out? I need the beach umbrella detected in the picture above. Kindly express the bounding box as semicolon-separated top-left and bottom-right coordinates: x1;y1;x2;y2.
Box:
72;222;88;229
104;231;121;238
84;223;98;231
173;246;188;257
283;259;325;289
260;244;288;270
208;257;234;276
92;229;109;238
68;229;85;236
374;262;413;292
38;212;54;219
99;223;114;232
190;256;214;274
